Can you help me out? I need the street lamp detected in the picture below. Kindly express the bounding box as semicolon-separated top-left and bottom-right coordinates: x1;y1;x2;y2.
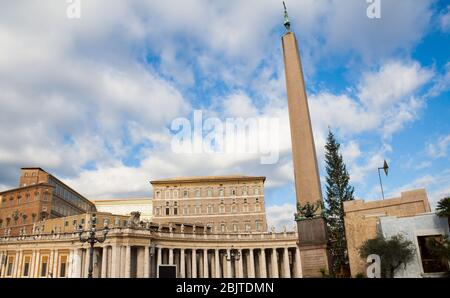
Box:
226;246;241;262
76;213;109;278
377;160;389;200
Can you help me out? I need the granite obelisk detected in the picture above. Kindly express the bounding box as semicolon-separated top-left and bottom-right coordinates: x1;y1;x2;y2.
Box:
281;3;330;277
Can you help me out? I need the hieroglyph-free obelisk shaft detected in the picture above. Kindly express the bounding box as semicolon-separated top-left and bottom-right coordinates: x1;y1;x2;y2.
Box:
282;31;322;207
281;4;330;277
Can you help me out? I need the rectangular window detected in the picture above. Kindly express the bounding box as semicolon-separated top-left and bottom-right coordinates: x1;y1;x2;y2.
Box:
219;189;224;197
242;187;248;196
23;256;31;277
165;208;170;216
233;224;238;232
183;190;188;198
195;190;201;197
60;256;67;277
207;189;213;197
245;223;251;232
221;224;226;233
40;256;48;277
174;208;178;215
6;257;14;276
256;221;261;231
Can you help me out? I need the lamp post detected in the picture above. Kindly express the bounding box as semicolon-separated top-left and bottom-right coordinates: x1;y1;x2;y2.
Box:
226;245;241;262
377;160;389;200
76;213;109;278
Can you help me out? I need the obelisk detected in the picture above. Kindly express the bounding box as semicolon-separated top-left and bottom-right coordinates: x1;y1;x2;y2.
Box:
281;3;330;277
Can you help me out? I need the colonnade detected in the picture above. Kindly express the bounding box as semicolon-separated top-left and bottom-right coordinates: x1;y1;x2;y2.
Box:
0;245;302;278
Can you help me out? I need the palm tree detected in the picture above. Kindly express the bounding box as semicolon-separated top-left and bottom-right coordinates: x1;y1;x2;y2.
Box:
436;197;450;228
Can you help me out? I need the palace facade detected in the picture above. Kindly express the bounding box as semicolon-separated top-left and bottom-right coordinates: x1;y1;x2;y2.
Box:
151;176;268;233
0;168;96;237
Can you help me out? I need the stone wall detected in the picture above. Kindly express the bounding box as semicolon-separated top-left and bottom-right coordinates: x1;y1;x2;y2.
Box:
344;189;431;277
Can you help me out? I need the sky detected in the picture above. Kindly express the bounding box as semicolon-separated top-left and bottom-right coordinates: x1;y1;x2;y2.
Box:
0;0;449;230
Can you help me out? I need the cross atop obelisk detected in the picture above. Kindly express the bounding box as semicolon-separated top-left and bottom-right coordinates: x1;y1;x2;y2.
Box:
281;2;330;277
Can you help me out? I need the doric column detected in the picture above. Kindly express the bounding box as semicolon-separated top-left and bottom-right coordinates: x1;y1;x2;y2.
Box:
283;247;291;278
84;248;90;278
101;246;108;278
67;249;74;278
53;250;59;278
120;246;126;278
28;250;35;278
156;247;162;277
48;250;54;278
111;245;119;278
0;253;5;278
271;248;279;278
144;246;150;278
203;249;208;278
237;249;243;278
248;249;255;278
169;248;174;265
34;250;41;277
180;249;185;278
214;249;220;278
226;249;232;278
191;249;197;278
294;247;303;278
259;249;267;278
13;250;21;278
125;245;131;278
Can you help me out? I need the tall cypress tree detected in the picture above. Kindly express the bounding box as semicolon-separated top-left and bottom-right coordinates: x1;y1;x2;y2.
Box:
324;130;354;276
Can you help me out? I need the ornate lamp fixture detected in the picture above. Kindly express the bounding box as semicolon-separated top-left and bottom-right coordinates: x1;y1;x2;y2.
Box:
76;213;109;278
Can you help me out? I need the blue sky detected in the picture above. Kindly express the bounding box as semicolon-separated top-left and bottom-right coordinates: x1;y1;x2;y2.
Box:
0;0;449;229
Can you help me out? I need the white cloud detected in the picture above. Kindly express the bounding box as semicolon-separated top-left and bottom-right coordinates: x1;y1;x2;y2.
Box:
439;5;450;33
266;203;297;231
0;0;443;214
426;134;450;159
222;92;259;118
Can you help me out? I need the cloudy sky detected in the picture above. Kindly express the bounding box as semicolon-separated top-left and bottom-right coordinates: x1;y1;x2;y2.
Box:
0;0;449;230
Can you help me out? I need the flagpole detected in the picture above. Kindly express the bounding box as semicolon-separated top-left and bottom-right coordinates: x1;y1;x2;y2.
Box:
377;167;385;200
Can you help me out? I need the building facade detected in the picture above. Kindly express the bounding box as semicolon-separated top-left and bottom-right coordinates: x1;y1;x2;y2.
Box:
0;168;96;237
343;189;432;277
151;176;268;233
92;198;153;221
